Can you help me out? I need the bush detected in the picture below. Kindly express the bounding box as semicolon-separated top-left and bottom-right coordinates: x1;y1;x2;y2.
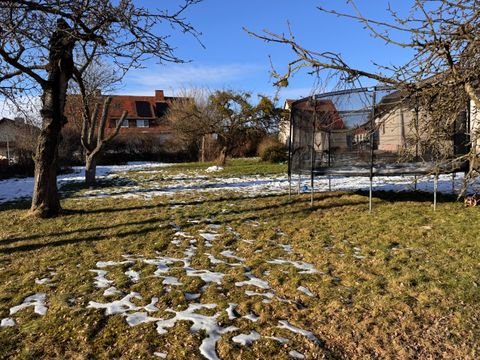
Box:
257;137;287;163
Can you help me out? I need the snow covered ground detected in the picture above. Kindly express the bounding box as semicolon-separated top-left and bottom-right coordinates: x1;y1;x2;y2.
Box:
0;161;479;204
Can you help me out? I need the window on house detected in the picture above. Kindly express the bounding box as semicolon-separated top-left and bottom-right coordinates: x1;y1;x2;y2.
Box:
116;119;129;128
155;102;168;117
135;101;153;117
136;119;149;128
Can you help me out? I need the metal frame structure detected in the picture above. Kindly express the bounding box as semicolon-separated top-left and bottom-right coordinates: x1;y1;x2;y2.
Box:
287;86;469;210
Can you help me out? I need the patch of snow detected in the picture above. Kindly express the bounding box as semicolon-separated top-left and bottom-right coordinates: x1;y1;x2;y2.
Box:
185;293;201;301
90;269;114;288
125;269;140;282
278;320;321;345
267;259;323;274
235;273;270;289
289;350;305;359
154;352;167;358
10;293;47;316
96;260;134;268
244;290;275;299
125;311;159;326
144;257;183;275
185;268;225;284
34;277;51;285
206;253;226;265
0;318;15;327
265;335;290;344
279;244;292;253
219;250;245;262
232;331;261;345
297;286;316;297
103;287;122;297
226;303;238;320
243;313;260;322
205;166;223;173
161;276;183;286
88;292;142;315
199;233;219;241
155;303;238;360
145;297;159;313
174;231;194;238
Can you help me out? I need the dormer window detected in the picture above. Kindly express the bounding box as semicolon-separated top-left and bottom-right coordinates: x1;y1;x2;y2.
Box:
155;102;168;117
135;101;153;117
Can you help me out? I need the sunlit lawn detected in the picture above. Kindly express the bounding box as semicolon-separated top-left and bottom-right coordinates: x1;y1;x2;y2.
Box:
0;159;479;359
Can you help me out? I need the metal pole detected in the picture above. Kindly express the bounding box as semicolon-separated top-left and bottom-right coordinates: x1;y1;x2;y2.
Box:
369;177;373;213
6;135;10;164
311;97;316;207
288;173;292;200
328;176;331;192
414;99;420;191
452;172;456;195
287;106;294;201
433;173;438;211
369;88;377;213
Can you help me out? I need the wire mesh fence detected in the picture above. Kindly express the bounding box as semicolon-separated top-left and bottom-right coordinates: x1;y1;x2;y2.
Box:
288;86;469;178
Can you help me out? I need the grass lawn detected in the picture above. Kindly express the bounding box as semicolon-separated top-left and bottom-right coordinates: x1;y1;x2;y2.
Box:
0;159;479;359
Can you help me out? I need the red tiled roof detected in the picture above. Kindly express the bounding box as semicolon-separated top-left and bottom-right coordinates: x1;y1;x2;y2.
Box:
290;98;346;130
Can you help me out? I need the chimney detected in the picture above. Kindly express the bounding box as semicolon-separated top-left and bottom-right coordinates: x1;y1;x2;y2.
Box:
155;90;165;101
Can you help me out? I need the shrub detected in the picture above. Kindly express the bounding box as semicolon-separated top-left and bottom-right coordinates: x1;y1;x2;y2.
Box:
257;136;287;163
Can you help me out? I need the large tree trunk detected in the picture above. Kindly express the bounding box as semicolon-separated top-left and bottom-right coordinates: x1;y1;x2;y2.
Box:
85;153;98;186
30;19;75;218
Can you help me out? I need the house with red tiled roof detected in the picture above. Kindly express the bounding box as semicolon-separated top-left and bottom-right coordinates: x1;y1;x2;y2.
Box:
104;90;181;138
65;89;183;137
63;89;190;162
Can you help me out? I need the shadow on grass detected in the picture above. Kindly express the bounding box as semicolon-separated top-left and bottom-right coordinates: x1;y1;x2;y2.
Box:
0;192;360;254
355;189;459;204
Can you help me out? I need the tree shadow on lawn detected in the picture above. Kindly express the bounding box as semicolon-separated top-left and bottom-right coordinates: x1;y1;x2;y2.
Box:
0;193;362;254
355;189;458;204
0;193;287;245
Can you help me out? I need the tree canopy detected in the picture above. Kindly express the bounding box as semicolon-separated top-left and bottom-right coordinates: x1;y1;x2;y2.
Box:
0;0;202;217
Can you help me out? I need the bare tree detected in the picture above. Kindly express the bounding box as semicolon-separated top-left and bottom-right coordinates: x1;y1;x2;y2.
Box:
248;0;480;174
0;0;202;217
81;97;127;185
68;59;127;185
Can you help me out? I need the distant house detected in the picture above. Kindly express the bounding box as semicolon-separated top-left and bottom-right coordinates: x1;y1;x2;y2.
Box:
374;90;470;157
353;127;369;145
65;89;184;141
281;97;348;152
105;90;183;140
374;91;418;153
0;117;39;164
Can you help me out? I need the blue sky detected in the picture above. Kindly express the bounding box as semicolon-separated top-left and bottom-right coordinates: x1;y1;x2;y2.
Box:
120;0;414;103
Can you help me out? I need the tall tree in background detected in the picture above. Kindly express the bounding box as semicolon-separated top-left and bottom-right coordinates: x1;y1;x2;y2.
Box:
0;0;201;217
167;90;283;165
249;0;480;171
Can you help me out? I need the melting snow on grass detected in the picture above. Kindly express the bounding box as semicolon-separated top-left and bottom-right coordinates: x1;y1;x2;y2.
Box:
1;161;475;204
11;293;48;316
81;223;325;359
232;331;261;345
